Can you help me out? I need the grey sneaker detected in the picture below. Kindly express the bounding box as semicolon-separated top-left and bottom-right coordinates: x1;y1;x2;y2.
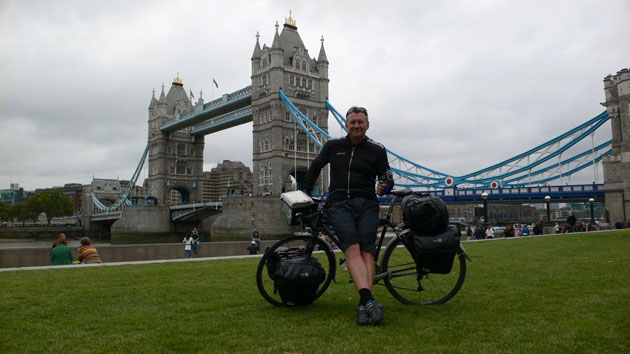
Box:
357;305;371;325
365;300;384;325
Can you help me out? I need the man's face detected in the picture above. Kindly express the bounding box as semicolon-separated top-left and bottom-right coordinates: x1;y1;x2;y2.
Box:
345;112;369;141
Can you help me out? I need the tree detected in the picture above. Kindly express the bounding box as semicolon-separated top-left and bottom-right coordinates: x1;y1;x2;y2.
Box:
27;189;74;225
0;201;9;222
9;202;38;226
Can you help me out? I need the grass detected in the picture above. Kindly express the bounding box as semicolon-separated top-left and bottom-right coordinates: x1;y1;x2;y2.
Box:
1;230;629;353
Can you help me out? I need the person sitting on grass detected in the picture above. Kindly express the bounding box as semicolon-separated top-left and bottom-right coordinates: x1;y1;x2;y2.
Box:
77;237;102;264
51;233;73;265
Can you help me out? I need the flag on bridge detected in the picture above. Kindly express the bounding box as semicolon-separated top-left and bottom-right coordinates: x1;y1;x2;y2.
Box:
213;78;219;88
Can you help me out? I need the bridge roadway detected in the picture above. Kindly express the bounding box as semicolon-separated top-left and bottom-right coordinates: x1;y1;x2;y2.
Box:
376;184;605;204
160;86;252;135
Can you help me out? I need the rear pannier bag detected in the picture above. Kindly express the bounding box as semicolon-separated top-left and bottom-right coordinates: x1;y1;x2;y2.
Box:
402;225;461;274
274;257;325;306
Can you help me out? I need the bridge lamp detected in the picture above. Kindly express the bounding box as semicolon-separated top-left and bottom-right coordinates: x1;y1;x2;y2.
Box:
589;198;595;223
544;195;551;222
481;192;489;224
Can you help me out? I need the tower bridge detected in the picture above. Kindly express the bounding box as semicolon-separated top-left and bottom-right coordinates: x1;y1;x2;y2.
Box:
83;14;629;239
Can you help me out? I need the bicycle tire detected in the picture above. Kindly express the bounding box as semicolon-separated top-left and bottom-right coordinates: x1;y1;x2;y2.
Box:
381;237;466;305
256;233;337;306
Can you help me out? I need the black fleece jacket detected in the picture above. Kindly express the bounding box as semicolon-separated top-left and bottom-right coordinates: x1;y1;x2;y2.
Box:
304;135;394;202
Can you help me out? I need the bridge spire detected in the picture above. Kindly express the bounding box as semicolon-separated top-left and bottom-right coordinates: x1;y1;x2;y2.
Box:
251;31;262;60
272;22;281;49
318;35;328;63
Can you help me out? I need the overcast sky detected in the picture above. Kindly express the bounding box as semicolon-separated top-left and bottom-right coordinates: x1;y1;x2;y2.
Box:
1;0;628;191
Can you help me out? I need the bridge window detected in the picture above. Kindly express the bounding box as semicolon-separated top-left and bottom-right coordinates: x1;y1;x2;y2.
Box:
169;164;175;174
298;77;303;87
167;145;173;154
297;133;307;152
262;58;268;67
290;75;295;86
301;61;306;71
285;110;291;121
177;144;186;156
186;167;192;175
177;163;186;175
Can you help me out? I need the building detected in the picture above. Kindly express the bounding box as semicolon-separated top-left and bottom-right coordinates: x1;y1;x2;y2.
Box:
0;183;24;205
202;160;253;202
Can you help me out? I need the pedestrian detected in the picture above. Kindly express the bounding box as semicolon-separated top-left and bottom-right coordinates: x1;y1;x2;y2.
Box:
192;228;200;254
485;225;494;239
251;227;261;250
475;224;485;240
183;234;193;258
50;233;73;265
247;241;259;255
77;237;102;264
567;212;577;232
466;225;472;240
303;105;393;325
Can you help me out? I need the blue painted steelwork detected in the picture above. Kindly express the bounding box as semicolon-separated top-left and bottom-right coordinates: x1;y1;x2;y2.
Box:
325;99;611;189
190;106;253;135
170;202;222;221
90;144;149;213
161;86;252;133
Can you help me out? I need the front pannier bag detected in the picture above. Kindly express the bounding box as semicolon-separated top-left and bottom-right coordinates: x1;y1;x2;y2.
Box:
274;257;325;306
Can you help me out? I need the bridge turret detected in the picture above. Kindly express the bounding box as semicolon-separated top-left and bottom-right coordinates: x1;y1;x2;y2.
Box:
602;67;630;224
156;84;168;117
250;15;330;197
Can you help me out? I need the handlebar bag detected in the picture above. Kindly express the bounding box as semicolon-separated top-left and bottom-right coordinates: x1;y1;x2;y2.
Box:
402;225;460;274
274;256;325;306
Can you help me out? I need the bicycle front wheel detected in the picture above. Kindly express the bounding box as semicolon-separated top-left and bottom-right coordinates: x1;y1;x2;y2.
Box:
381;237;466;305
256;233;337;306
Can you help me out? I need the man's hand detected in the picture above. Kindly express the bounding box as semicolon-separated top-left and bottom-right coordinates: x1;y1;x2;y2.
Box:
377;181;388;196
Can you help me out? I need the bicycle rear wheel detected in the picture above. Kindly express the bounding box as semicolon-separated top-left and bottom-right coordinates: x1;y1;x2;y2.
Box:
381;237;466;305
256;233;337;306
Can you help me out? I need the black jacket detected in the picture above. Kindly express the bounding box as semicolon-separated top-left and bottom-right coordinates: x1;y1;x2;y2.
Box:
304;135;394;202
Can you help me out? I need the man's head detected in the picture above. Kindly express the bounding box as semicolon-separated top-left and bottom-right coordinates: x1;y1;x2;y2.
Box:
345;106;369;143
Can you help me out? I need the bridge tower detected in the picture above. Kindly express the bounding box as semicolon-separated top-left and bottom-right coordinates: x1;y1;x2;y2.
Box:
602;68;630;223
146;74;205;206
250;15;330;196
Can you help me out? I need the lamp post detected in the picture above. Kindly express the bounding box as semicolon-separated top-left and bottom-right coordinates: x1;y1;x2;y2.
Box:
481;192;488;224
589;198;595;223
544;195;551;222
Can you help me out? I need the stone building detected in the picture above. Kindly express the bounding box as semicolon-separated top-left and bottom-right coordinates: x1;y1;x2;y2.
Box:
602;68;630;223
202;160;253;202
250;14;330;196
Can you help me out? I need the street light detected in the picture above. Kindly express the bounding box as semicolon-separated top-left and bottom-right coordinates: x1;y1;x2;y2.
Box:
481;192;489;224
589;198;595;223
544;195;551;222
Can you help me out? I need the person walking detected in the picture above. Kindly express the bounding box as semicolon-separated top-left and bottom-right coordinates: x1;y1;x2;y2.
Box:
567;212;577;232
485;225;495;239
50;233;73;265
304;106;394;326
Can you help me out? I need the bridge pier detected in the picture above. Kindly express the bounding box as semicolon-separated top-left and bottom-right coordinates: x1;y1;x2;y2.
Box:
602;68;630;224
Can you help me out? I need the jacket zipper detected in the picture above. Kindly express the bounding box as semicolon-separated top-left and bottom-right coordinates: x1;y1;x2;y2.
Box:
347;146;355;200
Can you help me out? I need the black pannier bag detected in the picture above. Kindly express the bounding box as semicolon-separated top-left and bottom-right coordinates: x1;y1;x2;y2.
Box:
400;194;460;275
274;256;325;306
403;225;461;274
401;194;449;235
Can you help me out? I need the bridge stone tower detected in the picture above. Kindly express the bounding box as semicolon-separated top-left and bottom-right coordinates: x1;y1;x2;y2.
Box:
146;75;205;206
250;16;330;196
602;67;630;223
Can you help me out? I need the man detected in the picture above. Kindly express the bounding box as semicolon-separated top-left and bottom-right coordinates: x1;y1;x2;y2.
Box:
304;106;394;326
567;212;577;232
251;227;261;252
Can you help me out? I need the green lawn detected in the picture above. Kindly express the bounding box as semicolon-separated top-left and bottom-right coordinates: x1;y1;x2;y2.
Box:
1;231;629;353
